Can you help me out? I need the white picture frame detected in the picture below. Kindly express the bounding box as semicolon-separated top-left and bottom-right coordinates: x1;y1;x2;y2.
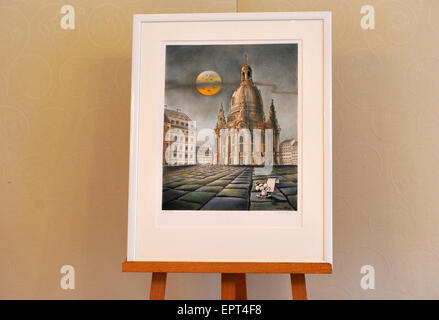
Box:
127;12;332;264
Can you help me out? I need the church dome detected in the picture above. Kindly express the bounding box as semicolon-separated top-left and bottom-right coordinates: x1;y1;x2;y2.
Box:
229;56;264;124
230;85;264;119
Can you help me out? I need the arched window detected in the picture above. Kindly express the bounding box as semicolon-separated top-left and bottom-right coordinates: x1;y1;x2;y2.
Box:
239;136;244;153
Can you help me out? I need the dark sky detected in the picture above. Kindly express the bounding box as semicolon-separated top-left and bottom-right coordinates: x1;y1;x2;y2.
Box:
164;44;298;141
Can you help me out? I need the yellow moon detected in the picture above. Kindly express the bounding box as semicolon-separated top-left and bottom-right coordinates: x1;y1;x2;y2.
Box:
196;70;222;96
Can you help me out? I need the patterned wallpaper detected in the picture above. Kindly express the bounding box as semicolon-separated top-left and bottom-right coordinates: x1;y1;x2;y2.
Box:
1;0;438;299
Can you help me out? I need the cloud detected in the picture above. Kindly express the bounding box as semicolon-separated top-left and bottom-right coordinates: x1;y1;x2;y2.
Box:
166;81;298;95
165;81;239;90
255;82;298;95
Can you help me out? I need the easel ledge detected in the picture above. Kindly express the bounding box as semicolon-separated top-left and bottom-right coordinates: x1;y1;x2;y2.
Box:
122;261;332;300
122;261;331;274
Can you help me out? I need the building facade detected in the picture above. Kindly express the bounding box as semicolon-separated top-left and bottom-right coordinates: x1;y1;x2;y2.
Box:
214;56;281;165
196;141;214;165
163;113;172;165
163;106;196;166
280;139;298;165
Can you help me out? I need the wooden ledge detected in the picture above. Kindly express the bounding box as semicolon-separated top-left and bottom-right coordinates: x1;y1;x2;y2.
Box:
122;261;332;274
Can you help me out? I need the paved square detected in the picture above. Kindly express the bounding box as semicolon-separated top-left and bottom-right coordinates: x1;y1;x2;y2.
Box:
162;165;297;211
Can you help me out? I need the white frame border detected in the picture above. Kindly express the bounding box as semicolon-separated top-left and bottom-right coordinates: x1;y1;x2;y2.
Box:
127;12;332;264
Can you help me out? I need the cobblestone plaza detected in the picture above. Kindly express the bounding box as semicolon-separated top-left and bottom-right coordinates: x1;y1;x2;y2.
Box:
162;165;297;211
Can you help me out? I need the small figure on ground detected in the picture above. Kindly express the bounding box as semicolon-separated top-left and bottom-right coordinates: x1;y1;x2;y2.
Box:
255;177;279;199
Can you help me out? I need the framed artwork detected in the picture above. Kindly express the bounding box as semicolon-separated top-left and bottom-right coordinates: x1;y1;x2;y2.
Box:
127;12;332;263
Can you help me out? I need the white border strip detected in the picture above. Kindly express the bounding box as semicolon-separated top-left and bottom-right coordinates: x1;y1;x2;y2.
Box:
127;16;143;260
323;12;333;264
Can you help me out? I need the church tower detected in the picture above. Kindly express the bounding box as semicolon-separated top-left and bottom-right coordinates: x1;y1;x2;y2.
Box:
215;103;226;129
265;99;281;164
240;55;253;83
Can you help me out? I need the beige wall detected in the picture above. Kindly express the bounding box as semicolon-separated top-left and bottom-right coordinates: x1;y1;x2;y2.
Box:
1;0;438;299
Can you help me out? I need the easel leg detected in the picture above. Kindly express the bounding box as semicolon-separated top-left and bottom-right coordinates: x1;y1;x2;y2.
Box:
290;274;307;300
221;273;237;300
235;273;247;300
221;273;247;300
150;272;167;300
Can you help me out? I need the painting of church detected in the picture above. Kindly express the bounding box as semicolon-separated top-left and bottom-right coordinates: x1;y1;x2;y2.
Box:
161;43;298;211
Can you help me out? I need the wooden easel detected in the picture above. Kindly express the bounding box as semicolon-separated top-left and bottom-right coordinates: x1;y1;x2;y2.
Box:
122;261;332;300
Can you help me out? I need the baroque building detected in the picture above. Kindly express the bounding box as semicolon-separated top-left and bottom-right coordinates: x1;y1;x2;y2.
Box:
214;56;281;165
163;112;172;165
280;139;298;165
163;106;196;166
